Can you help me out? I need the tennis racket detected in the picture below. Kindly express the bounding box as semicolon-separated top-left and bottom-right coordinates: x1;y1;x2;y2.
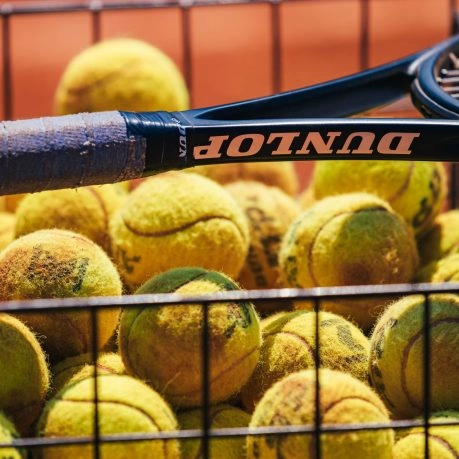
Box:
2;33;459;195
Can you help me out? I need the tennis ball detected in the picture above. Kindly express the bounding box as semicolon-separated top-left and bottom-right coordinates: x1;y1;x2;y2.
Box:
0;229;123;363
298;184;316;209
0;411;25;458
189;162;300;196
54;37;189;114
109;171;250;292
311;160;448;236
177;404;251;459
246;368;394;459
417;209;459;266
4;193;27;213
14;184;125;255
51;351;126;396
279;192;420;332
224;180;301;314
0;313;50;436
415;253;459;283
36;374;181;459
118;267;262;408
239;310;370;413
0;211;15;251
393;411;459;458
369;293;459;419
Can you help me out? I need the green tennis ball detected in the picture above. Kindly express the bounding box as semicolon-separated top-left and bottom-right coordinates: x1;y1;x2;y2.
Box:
51;352;126;396
311;160;448;236
369;293;459;419
0;211;15;251
54;37;189;114
177;404;251;459
224;180;301;314
415;253;459;283
189;161;300;197
0;229;122;363
393;411;459;458
36;374;181;459
14;184;125;255
0;411;25;458
246;368;394;459
279;192;420;332
109;171;250;292
417;209;459;266
118;267;262;408
0;313;50;436
240;310;370;413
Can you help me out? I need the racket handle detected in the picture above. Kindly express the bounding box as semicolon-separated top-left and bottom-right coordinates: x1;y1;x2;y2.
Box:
0;111;147;195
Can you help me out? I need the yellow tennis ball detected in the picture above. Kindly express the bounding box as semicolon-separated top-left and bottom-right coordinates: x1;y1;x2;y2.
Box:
247;368;394;459
369;293;459;419
177;404;251;459
0;211;15;251
416;209;459;266
0;229;123;363
109;171;250;291
14;184;125;255
118;267;262;408
4;193;27;213
278;192;420;332
54;37;189;114
415;252;459;283
189;161;300;196
224;180;301;314
393;411;459;458
51;351;126;396
0;411;25;458
0;313;50;436
36;374;181;459
239;310;370;413
311;160;448;236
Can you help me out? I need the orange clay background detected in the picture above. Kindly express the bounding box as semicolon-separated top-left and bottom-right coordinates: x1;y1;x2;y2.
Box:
0;0;456;189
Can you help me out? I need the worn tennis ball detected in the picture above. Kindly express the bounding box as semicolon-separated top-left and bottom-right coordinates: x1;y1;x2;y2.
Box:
311;160;448;237
189;162;300;196
0;411;25;458
0;313;50;436
4;193;27;213
224;180;301;314
393;411;459;458
240;310;370;413
369;293;459;419
247;368;394;459
0;229;123;363
109;171;250;292
177;404;251;459
54;37;189;115
36;374;181;459
118;267;262;408
51;351;126;396
415;253;459;283
0;211;15;251
417;209;459;266
14;184;125;255
279;192;420;332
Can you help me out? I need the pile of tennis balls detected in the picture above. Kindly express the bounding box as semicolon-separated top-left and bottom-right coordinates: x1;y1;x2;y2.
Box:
0;35;458;458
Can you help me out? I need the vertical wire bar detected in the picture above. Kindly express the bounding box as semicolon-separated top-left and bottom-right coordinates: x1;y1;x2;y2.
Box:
201;300;210;459
359;0;369;71
314;298;321;459
422;294;431;459
270;0;281;94
2;11;12;120
449;0;458;209
181;5;193;107
91;6;102;43
90;306;100;459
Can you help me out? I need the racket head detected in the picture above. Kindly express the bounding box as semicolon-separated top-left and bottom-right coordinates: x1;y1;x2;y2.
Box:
412;34;459;119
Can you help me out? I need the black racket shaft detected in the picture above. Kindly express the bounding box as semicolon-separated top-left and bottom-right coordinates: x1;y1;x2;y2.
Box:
1;111;458;195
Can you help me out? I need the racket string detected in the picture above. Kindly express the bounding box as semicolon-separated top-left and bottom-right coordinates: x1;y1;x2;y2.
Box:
436;52;459;98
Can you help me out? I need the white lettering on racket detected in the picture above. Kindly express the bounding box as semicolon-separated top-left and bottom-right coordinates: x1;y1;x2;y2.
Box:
193;131;420;159
170;117;187;158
